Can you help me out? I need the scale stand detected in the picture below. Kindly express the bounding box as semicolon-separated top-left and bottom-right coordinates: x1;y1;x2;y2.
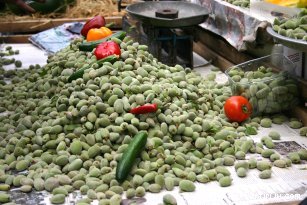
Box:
125;1;209;67
122;15;194;67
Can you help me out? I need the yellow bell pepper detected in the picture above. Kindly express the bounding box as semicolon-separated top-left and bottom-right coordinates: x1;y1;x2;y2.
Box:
86;27;112;42
265;0;306;7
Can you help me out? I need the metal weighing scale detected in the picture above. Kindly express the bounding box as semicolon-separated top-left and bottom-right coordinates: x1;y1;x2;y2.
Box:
266;26;307;79
124;1;209;67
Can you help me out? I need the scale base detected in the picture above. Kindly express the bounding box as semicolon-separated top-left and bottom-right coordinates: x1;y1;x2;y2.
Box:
122;15;194;68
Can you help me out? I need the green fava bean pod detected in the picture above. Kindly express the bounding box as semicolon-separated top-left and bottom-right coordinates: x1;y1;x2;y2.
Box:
179;180;195;192
15;160;30;171
135;186;145;197
163;194;177;205
299;127;307;136
33;178;45;191
256;87;270;99
110;194;122;205
268;131;280;140
257;161;272;171
114;99;124;114
235;151;246;160
223;156;235;166
99;199;110;205
68;159;83;171
53;186;69;196
260;118;272;128
240;140;253;154
289;121;303;129
148;184;161;193
219;176;232;187
50;194;66;204
203;169;217;180
0;184;10;191
196;174;210;183
20;185;32;193
214;158;224;166
261;136;275;149
259;169;272;179
269;153;280;162
165;177;175;191
261;149;275;158
248;157;257;169
216;173;224;181
234;161;249;170
273;159;287;168
0;193;10;203
236;167;247;177
298;149;307;160
126;188;136;199
288;152;301;164
215;166;231;176
285;157;292;167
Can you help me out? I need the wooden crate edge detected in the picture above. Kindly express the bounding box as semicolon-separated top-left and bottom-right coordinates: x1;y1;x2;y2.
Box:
0;16;123;33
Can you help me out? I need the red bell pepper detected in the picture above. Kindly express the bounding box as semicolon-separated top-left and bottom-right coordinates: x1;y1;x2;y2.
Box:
94;41;121;60
81;15;106;37
130;104;158;114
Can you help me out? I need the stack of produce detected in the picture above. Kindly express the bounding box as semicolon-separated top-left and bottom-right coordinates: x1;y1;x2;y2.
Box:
224;0;250;8
226;64;300;115
0;16;306;205
272;8;307;41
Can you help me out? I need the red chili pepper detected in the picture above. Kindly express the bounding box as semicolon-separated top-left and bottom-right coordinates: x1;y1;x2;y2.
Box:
130;104;158;114
94;41;121;60
81;15;106;37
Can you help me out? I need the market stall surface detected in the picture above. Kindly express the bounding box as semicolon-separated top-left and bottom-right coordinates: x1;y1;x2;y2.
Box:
0;43;306;205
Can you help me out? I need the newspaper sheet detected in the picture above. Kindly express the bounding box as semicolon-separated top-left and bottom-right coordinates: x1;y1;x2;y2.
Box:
190;0;300;52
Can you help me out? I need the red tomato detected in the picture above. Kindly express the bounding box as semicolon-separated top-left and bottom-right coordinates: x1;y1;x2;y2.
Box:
224;96;252;122
94;41;121;60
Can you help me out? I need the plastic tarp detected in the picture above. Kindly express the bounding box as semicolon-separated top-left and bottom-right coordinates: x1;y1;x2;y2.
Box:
29;22;83;54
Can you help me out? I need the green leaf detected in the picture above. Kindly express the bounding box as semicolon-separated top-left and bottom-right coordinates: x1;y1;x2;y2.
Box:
50;95;59;106
128;25;136;33
234;144;239;153
39;69;47;77
245;126;257;135
105;22;115;28
208;125;219;134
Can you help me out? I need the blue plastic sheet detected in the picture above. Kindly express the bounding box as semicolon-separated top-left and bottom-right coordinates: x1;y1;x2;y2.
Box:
29;22;83;54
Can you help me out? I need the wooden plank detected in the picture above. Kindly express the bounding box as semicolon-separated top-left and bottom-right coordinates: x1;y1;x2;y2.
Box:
0;28;122;44
193;41;234;70
0;35;31;43
0;16;122;33
267;202;300;205
293;106;307;126
297;77;307;100
194;26;254;65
